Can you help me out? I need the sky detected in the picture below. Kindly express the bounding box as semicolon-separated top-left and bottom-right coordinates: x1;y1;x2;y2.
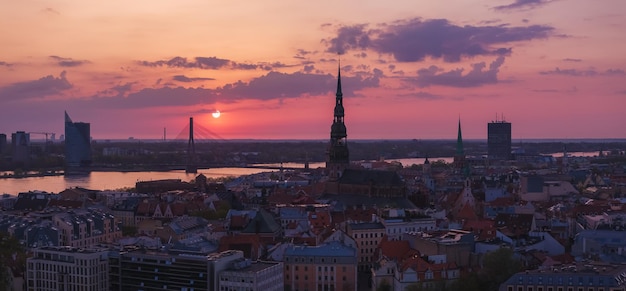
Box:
1;0;625;141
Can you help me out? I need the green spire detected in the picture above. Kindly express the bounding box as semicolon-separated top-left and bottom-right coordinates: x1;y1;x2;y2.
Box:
456;118;464;156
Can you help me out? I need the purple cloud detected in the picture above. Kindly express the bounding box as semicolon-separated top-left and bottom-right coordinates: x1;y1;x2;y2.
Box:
138;56;230;69
48;70;381;110
324;18;553;62
173;75;216;82
49;56;90;67
0;71;72;101
0;61;12;67
539;68;626;76
324;24;371;54
138;56;292;71
411;56;505;87
399;91;443;100
494;0;555;11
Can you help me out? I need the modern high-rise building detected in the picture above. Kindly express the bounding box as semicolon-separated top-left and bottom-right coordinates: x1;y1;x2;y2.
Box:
326;65;349;180
11;131;30;165
64;111;92;168
0;133;7;154
487;120;512;160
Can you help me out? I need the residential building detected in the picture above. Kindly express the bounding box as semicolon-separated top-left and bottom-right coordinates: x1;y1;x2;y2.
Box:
499;263;626;291
403;229;475;267
219;259;283;291
26;246;109;291
284;241;358;291
53;208;121;248
347;222;385;271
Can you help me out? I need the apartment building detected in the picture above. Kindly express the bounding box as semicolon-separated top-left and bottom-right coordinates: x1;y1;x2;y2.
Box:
284;241;358;291
346;222;385;272
219;259;283;291
26;246;109;291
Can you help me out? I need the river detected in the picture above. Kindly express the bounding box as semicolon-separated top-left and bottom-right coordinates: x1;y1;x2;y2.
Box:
0;152;596;196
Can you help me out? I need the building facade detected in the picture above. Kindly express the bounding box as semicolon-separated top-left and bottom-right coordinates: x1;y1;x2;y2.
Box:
26;246;109;291
110;249;244;291
284;241;358;291
347;222;385;272
219;259;284;291
499;264;626;291
64;111;92;168
488;120;512;160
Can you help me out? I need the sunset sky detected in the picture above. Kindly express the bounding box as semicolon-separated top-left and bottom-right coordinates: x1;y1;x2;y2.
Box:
1;0;625;141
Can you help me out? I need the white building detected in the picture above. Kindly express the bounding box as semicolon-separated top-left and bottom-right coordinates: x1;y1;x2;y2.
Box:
26;246;109;291
219;260;284;291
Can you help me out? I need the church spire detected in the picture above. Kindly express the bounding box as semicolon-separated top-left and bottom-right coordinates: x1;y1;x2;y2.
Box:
456;118;464;156
327;62;349;180
336;62;343;97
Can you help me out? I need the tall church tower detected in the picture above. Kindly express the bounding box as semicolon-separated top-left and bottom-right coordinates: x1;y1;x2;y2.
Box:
326;65;349;180
454;118;466;175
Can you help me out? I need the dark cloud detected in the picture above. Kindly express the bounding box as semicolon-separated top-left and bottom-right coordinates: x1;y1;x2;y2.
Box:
138;56;291;71
94;82;136;97
494;0;555;11
294;49;315;59
50;70;381;110
0;61;12;67
539;68;626;77
49;55;90;67
303;65;315;73
324;24;371;54
563;58;582;62
172;75;216;82
42;7;60;14
411;56;505;87
399;91;443;100
324;18;553;62
532;89;559;93
137;56;230;69
0;71;72;101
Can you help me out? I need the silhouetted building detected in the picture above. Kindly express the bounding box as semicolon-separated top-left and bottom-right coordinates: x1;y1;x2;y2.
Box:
326;65;349;181
64;111;92;168
11;131;30;165
0;133;6;154
488;120;512;160
453;119;467;173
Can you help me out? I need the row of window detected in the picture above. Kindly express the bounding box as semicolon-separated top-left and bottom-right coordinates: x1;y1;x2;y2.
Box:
507;286;611;291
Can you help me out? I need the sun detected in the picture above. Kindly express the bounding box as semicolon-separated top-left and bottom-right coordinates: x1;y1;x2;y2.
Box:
211;110;221;118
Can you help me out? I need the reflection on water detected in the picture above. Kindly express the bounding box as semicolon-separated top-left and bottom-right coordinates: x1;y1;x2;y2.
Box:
0;152;597;195
0;168;272;196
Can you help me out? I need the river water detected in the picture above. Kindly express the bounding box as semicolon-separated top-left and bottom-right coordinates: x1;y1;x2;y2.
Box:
0;152;596;196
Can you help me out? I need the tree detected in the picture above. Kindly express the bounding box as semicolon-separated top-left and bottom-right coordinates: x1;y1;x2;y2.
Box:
0;233;26;291
480;248;521;291
377;279;392;291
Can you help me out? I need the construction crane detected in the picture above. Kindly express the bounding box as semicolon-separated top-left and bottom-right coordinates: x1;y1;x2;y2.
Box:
29;132;56;143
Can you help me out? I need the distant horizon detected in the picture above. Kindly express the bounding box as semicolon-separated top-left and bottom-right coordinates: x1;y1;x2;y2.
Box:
21;137;626;143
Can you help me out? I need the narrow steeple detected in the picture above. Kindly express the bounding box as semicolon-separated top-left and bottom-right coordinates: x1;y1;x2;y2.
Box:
456;118;464;156
336;62;343;97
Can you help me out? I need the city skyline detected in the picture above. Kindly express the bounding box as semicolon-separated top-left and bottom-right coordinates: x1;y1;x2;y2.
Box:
1;1;625;140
